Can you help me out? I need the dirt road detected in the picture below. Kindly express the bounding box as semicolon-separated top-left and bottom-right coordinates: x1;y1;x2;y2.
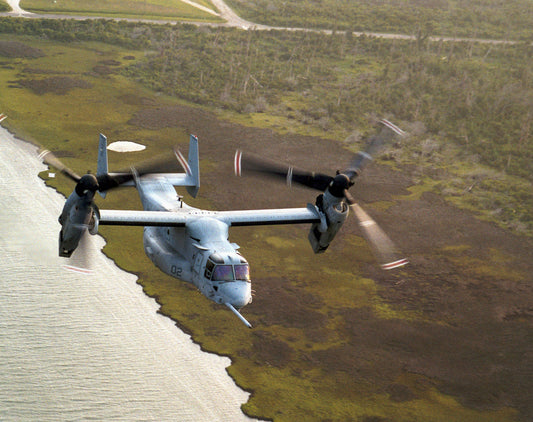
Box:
2;0;522;45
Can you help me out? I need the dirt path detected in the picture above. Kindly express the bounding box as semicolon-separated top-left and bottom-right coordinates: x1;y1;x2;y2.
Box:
5;0;30;15
1;0;523;45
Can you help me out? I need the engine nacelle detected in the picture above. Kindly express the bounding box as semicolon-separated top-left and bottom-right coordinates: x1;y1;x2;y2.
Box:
88;207;100;235
308;191;349;253
58;194;98;257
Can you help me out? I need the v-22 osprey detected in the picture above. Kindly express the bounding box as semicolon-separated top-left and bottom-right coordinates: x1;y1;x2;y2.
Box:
41;120;408;328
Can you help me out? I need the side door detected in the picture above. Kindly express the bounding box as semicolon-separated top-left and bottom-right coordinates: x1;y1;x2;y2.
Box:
191;246;208;289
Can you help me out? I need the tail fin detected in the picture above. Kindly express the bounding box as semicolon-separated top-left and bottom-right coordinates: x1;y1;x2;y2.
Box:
97;134;108;198
186;135;200;198
175;134;200;197
96;133;201;197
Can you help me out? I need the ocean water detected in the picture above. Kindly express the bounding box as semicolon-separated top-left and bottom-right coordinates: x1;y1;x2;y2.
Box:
0;128;255;422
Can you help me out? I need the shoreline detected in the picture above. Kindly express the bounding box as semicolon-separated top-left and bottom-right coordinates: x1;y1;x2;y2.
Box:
0;123;258;421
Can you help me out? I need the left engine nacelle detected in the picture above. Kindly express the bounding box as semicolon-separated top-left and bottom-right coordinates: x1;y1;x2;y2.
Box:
308;191;349;253
58;198;98;257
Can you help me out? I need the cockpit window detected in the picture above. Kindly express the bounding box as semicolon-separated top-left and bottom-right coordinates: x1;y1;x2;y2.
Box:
234;264;250;281
205;254;251;282
211;265;234;282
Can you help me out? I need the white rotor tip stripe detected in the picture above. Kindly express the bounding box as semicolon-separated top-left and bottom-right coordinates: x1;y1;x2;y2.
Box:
0;113;7;123
287;166;293;187
381;258;409;270
175;149;192;176
359;151;373;161
381;119;406;137
234;150;242;176
38;149;50;160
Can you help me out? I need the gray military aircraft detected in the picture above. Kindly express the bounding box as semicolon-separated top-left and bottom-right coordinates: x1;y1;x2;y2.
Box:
40;119;407;328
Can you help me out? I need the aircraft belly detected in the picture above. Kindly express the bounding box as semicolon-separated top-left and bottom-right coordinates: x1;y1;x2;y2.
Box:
143;228;192;283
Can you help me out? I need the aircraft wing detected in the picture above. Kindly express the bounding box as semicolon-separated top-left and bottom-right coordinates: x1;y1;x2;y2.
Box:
99;210;189;227
215;205;320;226
99;205;320;227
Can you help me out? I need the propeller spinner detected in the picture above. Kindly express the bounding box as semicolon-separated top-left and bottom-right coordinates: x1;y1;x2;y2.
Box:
235;119;408;270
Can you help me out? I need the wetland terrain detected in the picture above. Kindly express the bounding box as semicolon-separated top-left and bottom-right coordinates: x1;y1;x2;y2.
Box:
0;3;532;421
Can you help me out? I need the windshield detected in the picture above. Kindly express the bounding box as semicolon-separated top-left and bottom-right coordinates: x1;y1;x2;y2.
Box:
208;263;251;282
234;264;250;281
211;265;234;282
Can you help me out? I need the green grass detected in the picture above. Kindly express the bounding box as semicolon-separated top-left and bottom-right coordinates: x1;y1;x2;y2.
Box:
20;0;221;21
225;0;533;40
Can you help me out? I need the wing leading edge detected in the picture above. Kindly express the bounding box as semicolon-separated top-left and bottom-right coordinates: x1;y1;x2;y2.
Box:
99;204;320;228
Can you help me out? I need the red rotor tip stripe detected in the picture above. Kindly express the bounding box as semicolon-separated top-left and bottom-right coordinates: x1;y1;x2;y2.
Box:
381;258;409;270
234;150;242;176
381;119;406;137
174;149;192;176
62;264;94;275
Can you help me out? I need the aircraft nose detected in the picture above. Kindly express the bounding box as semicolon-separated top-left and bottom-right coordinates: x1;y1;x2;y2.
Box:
220;281;252;309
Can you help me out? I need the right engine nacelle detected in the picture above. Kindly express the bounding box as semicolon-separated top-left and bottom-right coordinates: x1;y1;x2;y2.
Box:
308;192;349;253
88;206;100;235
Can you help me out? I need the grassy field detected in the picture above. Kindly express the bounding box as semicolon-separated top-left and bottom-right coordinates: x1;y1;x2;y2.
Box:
226;0;533;40
0;19;532;422
18;0;221;21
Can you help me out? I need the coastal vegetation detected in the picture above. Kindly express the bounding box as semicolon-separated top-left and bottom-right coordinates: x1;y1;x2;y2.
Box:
226;0;533;41
0;11;531;422
1;17;530;235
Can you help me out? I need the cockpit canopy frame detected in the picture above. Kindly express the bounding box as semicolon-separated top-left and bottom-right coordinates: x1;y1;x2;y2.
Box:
205;254;250;282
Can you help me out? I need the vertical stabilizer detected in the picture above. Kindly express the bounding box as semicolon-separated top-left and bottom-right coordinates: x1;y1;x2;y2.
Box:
186;135;200;198
97;134;108;198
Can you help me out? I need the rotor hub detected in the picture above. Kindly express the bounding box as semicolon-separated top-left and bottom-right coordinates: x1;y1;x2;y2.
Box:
328;173;352;198
75;174;99;196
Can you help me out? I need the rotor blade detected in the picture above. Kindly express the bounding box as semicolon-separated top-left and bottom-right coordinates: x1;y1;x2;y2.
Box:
38;149;81;183
97;148;182;192
350;202;408;270
174;148;192;176
344;119;406;182
234;150;333;191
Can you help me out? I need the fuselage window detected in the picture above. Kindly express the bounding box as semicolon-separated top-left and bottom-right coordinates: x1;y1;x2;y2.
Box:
204;259;216;279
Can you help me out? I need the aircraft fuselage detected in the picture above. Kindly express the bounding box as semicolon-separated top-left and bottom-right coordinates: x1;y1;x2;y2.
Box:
139;178;252;310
